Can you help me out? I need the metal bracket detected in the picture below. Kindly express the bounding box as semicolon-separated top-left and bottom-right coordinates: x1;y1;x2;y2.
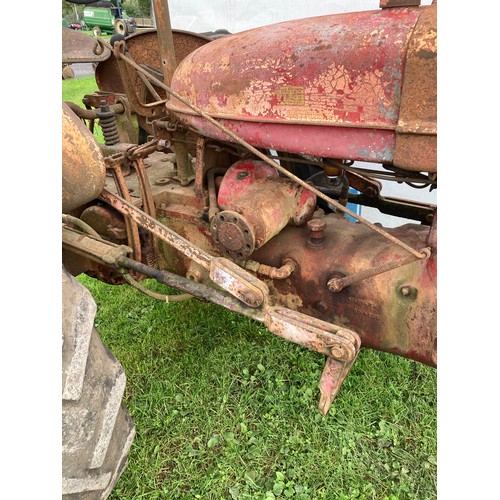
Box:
99;190;268;308
209;257;268;308
264;307;361;414
318;330;361;415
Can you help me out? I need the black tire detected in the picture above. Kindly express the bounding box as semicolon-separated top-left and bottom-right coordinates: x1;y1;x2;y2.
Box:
62;268;135;499
92;26;102;37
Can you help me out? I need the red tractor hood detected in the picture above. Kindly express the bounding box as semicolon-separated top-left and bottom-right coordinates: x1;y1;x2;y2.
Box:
166;5;436;171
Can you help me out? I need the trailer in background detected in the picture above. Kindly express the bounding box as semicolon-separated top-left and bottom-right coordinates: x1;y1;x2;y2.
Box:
83;0;136;36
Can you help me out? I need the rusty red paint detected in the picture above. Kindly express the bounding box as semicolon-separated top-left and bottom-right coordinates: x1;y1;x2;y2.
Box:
167;7;424;163
214;160;316;256
177;116;396;163
252;215;437;367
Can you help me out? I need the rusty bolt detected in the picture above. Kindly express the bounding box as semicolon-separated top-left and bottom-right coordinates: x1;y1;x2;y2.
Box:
316;301;328;312
307;218;326;247
155;177;171;186
158;139;171;149
186;269;202;282
236;171;250;180
399;285;417;298
327;276;343;293
330;344;345;359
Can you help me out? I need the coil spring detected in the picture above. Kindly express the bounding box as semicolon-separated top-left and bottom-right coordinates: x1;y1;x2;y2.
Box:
96;101;120;146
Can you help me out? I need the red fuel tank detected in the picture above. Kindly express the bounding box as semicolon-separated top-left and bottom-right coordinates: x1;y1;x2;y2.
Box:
167;4;436;172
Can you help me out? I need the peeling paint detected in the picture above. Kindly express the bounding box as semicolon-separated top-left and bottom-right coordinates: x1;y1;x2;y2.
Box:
166;6;435;167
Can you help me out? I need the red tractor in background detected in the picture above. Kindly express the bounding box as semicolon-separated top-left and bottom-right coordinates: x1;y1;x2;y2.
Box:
62;0;436;496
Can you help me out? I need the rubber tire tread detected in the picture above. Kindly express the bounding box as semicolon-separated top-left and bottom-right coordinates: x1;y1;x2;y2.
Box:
62;268;135;499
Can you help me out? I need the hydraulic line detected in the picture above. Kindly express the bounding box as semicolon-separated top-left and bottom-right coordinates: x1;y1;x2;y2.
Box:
62;214;101;239
120;271;192;302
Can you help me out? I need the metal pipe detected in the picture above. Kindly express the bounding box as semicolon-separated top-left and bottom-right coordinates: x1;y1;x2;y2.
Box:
207;168;227;219
244;258;297;280
137;71;163;101
327;248;431;292
62;214;101;239
117;256;264;321
121;271;192;302
64;101;124;120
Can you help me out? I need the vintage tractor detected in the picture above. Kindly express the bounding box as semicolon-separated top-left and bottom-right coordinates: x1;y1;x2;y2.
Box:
62;0;436;496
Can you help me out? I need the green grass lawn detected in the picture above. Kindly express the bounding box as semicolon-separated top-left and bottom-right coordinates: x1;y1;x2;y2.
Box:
63;78;437;500
62;74;98;105
79;29;112;40
62;75;104;144
81;276;437;500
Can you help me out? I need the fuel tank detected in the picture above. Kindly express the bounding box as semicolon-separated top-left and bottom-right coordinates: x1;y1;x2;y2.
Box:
167;4;436;172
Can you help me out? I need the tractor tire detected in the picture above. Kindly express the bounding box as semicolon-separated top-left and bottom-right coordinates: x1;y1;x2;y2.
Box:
92;26;102;37
62;268;135;499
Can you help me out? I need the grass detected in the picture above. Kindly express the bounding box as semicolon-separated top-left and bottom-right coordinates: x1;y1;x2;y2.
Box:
80;276;437;500
62;75;104;143
62;74;98;106
63;77;437;499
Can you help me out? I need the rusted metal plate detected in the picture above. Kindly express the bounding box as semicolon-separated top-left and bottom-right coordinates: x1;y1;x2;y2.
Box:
152;0;177;84
168;8;424;163
62;102;106;212
175;116;397;163
95;30;211;98
62;28;111;64
252;215;437;367
394;5;437;172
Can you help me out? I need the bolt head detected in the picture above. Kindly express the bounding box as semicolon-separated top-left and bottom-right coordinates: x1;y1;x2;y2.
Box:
236;170;250;180
307;218;326;232
399;285;417;299
316;301;328;312
330;345;344;359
